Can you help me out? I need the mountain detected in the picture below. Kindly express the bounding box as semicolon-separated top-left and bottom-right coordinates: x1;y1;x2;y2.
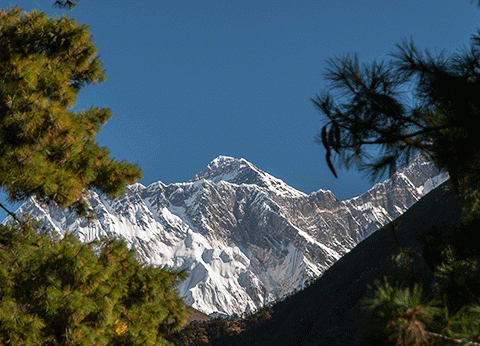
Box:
8;155;447;317
170;180;462;346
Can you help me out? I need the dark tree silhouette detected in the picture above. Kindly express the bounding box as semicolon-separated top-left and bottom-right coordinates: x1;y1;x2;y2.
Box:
313;35;480;217
53;0;83;10
314;4;480;344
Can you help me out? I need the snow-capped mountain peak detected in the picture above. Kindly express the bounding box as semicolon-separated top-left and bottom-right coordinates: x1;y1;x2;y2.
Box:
191;156;306;198
6;155;447;317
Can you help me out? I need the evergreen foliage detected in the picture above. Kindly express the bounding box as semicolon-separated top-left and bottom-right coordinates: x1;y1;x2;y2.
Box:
314;2;480;345
360;237;480;346
360;279;438;346
53;0;84;10
313;38;480;185
0;7;189;345
0;219;189;345
313;22;480;220
0;7;142;217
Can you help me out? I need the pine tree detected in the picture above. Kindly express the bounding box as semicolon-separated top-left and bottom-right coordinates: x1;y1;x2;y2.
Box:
0;7;142;217
0;220;189;345
0;7;189;345
313;2;480;344
313;30;480;219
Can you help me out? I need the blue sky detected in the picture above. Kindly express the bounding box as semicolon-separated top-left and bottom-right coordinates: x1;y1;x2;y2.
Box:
1;1;479;220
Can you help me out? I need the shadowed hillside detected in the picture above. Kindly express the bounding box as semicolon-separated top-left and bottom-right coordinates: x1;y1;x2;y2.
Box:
168;181;462;346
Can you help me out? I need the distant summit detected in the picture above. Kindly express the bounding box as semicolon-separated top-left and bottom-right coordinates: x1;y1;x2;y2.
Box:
7;155;447;317
191;156;306;198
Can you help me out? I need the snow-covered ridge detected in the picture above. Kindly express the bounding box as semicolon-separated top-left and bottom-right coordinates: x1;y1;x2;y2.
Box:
6;155;447;317
191;156;306;198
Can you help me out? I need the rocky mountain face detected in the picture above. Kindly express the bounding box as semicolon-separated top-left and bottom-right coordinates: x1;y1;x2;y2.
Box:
9;155;447;317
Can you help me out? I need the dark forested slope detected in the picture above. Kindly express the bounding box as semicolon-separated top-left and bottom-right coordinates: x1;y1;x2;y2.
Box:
169;181;462;346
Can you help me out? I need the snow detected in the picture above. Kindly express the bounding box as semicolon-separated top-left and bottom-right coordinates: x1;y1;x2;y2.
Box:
419;172;449;195
4;155;444;317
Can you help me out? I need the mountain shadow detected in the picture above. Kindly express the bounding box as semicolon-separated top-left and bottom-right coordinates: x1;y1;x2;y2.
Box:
168;180;462;346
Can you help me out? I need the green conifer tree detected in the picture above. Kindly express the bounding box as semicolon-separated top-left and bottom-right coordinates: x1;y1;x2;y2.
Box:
0;7;142;217
313;2;480;344
0;221;189;345
0;7;189;345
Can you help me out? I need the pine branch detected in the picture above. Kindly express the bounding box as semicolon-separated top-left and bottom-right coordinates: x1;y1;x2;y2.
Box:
0;202;22;227
329;124;449;149
0;202;28;235
53;0;82;10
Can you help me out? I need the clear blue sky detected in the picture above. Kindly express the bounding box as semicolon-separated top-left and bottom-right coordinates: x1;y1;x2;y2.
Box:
1;1;479;220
